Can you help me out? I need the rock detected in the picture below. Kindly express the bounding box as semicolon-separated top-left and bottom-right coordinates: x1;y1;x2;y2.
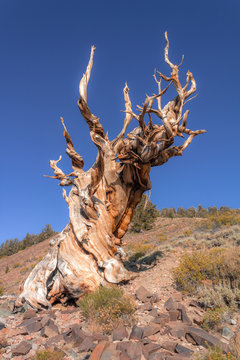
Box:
92;332;109;341
189;300;200;308
175;344;194;357
129;325;143;340
0;321;5;330
149;352;173;360
12;341;32;356
169;310;180;322
23;309;37;319
173;293;182;302
112;325;128;341
89;341;110;360
41;323;59;338
177;304;192;325
143;323;161;337
153;313;170;326
144;342;162;355
79;336;95;352
185;333;197;345
26;319;43;333
161;340;178;352
164;297;177;311
150;294;160;303
230;319;237;325
149;308;159;317
187;326;230;353
116;341;142;359
44;334;65;349
135;286;152;302
167;322;189;338
138;302;153;311
63;324;87;346
222;326;235;340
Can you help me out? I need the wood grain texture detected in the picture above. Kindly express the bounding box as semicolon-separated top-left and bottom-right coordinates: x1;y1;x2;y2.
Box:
15;34;206;309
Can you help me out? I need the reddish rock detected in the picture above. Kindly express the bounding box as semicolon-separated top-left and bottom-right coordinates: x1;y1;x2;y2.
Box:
41;323;59;338
153;313;170;326
44;334;65;349
129;325;143;340
143;323;161;337
23;309;37;319
112;325;128;341
135;286;152;303
169;310;180;322
116;341;142;359
149;352;173;360
164;297;177;311
167;322;189;338
89;341;110;360
144;342;162;355
12;341;32;356
161;340;178;352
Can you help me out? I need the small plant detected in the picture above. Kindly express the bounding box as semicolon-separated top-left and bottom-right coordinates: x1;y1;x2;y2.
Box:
195;345;234;360
31;349;65;360
5;265;9;274
78;286;135;333
13;263;21;268
202;306;226;331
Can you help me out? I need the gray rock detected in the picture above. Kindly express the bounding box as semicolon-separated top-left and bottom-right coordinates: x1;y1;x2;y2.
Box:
0;321;6;330
222;326;235;340
175;344;194;357
187;326;230;353
129;325;143;340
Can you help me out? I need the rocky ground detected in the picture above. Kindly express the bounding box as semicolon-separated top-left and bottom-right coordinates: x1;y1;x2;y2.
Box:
0;218;239;359
0;253;239;359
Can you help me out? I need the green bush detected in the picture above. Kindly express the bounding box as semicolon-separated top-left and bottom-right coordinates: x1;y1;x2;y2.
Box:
78;286;135;333
202;306;227;331
130;195;159;233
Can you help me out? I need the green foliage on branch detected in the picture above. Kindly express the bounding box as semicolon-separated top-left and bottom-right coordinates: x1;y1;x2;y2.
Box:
0;224;57;259
130;194;159;233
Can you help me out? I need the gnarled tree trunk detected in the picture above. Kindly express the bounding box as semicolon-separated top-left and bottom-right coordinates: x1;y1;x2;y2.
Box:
16;33;205;309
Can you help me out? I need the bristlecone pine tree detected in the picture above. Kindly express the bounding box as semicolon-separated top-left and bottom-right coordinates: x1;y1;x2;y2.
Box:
16;33;206;309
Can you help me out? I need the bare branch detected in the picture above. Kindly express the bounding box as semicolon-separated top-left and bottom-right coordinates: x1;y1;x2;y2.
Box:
78;46;105;138
60;117;84;172
44;156;73;186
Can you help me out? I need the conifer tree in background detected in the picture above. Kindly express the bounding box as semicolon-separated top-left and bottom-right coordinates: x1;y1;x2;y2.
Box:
130;194;159;233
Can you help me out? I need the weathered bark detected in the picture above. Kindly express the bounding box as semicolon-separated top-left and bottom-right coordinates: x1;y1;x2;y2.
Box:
16;33;206;309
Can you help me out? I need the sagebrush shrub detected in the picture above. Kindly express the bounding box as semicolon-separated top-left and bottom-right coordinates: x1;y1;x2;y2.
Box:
78;286;135;333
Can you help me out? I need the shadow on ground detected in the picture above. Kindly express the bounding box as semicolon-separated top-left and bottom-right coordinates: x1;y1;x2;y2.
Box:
124;250;163;273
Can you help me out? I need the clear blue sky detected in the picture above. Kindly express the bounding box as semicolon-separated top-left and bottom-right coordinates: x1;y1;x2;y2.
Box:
0;0;239;242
